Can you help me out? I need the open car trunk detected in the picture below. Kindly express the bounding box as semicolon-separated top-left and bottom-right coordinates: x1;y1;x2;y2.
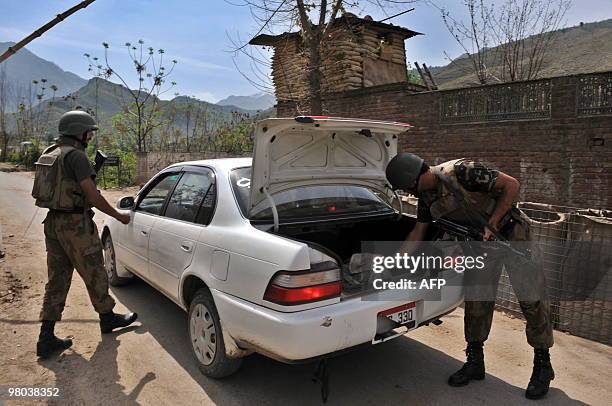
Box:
245;117;421;295
271;213;422;296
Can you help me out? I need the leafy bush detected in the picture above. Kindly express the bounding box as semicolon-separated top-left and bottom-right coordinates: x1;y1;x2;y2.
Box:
87;131;137;188
8;151;20;164
21;142;42;169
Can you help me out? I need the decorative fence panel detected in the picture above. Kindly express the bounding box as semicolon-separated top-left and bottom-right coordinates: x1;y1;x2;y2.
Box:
440;80;552;124
577;73;612;116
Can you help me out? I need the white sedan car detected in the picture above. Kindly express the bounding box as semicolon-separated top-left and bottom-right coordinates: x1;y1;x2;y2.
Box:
102;116;463;378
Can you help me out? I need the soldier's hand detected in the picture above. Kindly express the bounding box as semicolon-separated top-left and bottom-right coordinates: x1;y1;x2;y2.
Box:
483;224;497;241
116;213;131;225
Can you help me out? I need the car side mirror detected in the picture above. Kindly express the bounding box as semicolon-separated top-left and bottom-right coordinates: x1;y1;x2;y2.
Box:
117;196;135;210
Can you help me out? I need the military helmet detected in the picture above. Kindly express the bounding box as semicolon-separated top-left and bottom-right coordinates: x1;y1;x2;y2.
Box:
385;152;425;191
58;110;98;137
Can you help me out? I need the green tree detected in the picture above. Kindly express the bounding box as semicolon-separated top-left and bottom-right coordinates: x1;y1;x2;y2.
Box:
93;40;177;152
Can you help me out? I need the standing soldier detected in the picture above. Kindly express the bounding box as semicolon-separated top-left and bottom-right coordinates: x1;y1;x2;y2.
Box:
385;152;554;400
32;110;138;359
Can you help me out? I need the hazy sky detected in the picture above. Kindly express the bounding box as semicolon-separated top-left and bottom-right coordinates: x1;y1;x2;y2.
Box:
1;0;611;102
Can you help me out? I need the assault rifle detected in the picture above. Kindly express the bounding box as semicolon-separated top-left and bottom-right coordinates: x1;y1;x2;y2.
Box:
433;217;485;241
433;215;531;261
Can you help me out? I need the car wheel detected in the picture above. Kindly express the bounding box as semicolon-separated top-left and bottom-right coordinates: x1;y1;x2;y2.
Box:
102;233;132;286
188;288;242;378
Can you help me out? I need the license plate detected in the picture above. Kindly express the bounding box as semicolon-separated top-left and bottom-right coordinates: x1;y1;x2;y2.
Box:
379;302;416;328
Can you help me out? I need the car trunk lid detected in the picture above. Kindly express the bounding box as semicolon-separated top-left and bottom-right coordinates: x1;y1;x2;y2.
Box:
249;116;411;218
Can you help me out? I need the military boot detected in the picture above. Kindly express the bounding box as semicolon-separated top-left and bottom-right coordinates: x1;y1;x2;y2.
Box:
448;341;485;386
525;349;554;400
36;320;72;359
100;311;138;334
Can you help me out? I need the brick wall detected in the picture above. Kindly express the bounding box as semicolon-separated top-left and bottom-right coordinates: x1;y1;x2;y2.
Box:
278;73;612;209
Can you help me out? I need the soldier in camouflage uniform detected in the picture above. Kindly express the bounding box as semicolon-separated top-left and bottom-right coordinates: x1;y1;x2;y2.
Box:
33;110;138;359
385;152;554;400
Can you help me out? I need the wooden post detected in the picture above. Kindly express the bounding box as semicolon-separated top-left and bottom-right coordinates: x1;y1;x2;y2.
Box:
414;62;431;91
423;64;438;90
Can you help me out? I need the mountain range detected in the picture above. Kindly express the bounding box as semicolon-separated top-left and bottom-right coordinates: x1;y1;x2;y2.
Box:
217;93;276;111
0;41;275;113
10;77;271;137
424;19;612;89
0;41;87;110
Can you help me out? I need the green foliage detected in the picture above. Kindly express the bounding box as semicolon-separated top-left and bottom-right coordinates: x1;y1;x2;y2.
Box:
7;151;20;164
111;102;166;150
22;143;41;169
406;63;425;86
87;127;136;188
9;139;42;169
407;70;425;86
210;122;253;155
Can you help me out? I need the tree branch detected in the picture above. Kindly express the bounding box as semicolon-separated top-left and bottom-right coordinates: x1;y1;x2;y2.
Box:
0;0;97;63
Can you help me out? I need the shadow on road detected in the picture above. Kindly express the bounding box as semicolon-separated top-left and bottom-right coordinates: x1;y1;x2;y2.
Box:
110;278;588;405
37;327;156;405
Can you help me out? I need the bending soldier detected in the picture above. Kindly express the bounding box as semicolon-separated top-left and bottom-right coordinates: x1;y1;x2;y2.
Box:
386;152;554;400
32;110;138;359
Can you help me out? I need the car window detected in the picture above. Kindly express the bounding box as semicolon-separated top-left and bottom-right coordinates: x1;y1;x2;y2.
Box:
165;170;215;224
230;167;392;220
136;173;181;215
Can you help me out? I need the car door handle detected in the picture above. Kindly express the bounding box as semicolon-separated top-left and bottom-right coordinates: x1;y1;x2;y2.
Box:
180;242;193;253
140;230;148;236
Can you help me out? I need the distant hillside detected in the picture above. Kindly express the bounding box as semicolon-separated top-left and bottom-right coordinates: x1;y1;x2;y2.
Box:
0;42;87;110
430;19;612;89
6;78;265;136
217;92;276;111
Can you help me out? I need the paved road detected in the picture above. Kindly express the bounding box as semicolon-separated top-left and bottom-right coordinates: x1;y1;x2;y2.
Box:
0;170;609;405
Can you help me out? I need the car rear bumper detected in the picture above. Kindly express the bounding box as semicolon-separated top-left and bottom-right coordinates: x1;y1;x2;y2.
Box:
212;273;464;362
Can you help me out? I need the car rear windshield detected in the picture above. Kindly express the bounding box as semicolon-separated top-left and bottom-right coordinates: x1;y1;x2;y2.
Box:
230;167;392;220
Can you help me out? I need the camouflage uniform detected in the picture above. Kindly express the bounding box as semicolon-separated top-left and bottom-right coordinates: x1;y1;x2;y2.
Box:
418;159;553;349
37;136;115;321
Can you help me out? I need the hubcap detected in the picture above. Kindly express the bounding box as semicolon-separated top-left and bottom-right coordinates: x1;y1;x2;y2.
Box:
190;303;217;366
103;238;115;280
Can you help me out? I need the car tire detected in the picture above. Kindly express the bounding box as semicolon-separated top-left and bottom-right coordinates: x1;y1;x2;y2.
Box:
188;288;242;378
102;233;132;286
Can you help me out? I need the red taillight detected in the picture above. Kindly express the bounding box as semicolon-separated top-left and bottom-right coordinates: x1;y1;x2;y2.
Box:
264;265;341;305
265;282;342;305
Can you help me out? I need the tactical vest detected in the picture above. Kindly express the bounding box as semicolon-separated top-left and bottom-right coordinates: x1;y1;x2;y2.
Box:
32;136;87;210
422;159;499;224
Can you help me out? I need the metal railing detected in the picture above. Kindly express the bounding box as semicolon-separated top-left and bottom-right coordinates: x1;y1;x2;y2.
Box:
577;73;612;116
440;80;552;124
